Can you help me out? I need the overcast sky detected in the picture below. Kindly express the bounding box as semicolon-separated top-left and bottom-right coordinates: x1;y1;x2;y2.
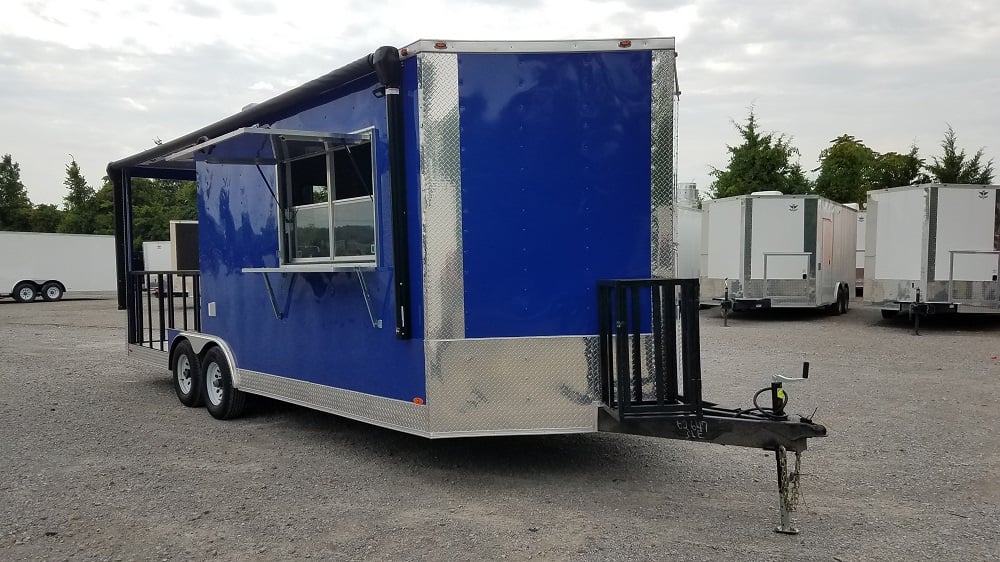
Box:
1;0;997;205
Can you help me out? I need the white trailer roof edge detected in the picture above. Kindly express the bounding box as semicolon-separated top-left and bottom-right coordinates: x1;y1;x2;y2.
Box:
868;182;999;195
704;193;858;210
401;38;676;56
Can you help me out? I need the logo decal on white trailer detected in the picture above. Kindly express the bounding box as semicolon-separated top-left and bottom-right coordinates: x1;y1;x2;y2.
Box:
788;204;799;212
978;190;989;199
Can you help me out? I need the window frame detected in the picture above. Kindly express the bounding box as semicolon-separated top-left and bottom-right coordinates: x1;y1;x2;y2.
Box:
276;127;377;266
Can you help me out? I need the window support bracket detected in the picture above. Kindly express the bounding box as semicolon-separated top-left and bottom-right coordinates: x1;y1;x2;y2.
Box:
355;267;382;329
261;272;284;320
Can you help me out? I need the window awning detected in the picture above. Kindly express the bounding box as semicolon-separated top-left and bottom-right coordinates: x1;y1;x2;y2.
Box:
164;127;373;166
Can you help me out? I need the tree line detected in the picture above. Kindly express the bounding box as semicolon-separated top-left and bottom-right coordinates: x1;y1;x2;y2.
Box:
709;111;995;206
0;154;196;243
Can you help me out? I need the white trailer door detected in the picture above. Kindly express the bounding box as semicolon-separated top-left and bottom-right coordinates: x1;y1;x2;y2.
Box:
935;187;999;281
817;217;835;299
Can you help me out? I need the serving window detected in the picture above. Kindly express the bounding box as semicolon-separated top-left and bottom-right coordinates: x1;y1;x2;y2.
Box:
279;132;376;264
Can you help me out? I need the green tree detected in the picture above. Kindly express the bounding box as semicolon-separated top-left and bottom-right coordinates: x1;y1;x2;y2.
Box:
58;158;98;233
925;125;994;184
29;204;64;232
709;111;812;199
813;135;876;205
0;153;33;230
869;146;926;190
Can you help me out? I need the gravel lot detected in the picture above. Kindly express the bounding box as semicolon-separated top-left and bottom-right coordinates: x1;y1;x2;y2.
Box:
2;297;998;561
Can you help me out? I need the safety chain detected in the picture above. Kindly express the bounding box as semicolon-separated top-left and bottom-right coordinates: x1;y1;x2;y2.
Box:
777;447;803;512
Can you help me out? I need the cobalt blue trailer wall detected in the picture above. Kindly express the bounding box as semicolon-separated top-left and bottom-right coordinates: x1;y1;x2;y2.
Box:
161;39;677;438
196;73;428;406
457;51;653;338
409;41;678;436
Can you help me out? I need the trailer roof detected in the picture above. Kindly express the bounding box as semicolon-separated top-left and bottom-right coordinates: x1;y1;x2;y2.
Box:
868;182;999;195
400;37;675;57
705;193;859;210
107;38;677;182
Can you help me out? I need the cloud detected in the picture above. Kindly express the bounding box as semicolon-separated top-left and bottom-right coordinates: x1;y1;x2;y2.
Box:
0;0;997;206
122;97;149;111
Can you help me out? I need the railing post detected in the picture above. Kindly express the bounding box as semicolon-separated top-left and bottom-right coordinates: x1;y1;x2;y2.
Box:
614;285;630;418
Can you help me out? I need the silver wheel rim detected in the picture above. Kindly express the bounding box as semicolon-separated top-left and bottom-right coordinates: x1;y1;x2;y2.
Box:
45;286;60;299
176;355;192;394
206;362;224;406
18;287;34;300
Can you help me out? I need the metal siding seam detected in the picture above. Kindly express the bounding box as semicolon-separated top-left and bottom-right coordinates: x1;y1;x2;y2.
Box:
650;50;676;278
743;197;753;284
804;198;818;275
927;186;938;281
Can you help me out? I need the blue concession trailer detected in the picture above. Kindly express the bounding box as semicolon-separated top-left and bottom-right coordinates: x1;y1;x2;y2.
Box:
108;38;825;532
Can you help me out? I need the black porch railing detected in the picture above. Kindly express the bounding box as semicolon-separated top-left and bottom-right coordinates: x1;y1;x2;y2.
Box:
597;278;703;420
128;270;201;351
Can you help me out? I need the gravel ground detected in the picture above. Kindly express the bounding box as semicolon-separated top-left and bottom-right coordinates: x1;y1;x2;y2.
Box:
1;297;998;561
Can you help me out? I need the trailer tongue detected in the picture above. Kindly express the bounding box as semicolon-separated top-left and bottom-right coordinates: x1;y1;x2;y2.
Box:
596;278;826;533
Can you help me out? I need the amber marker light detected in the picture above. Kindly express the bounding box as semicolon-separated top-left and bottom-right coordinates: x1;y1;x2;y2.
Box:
434;41;448;49
619;40;632;48
413;397;425;405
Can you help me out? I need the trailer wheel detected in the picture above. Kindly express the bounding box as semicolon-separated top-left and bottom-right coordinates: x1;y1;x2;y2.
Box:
172;340;203;407
202;347;247;420
12;282;38;303
41;282;64;302
839;288;849;314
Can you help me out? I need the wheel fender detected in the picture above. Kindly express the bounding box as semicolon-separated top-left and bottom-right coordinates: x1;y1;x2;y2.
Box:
833;282;845;302
172;332;242;388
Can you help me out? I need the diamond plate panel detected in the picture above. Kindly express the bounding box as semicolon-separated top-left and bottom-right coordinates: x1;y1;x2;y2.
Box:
238;369;430;436
651;49;678;278
417;53;465;341
425;337;600;435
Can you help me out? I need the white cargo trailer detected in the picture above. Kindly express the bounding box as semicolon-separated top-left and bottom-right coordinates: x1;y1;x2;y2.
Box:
676;205;702;279
855;210;866;296
864;183;1000;318
142;241;172;271
0;232;116;302
701;192;857;313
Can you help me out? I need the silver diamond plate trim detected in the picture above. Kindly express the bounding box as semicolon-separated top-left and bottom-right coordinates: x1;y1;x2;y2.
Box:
238;370;430;436
127;344;167;368
651;49;678;278
417;53;465;341
865;278;920;307
425;336;600;435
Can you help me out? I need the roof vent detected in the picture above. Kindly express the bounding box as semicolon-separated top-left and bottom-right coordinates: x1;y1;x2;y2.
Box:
750;190;783;196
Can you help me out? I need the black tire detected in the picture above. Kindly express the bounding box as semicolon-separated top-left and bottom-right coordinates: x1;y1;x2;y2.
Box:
41;282;64;302
881;309;897;320
12;282;38;303
172;340;203;407
202;347;247;420
839;288;849;314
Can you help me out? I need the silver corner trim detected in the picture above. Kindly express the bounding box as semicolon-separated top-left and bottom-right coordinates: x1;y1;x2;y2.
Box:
417;52;466;341
651;49;677;278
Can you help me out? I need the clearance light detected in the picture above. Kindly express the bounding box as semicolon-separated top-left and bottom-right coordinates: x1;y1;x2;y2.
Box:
400;48;408;56
434;41;448;49
619;40;632;48
413;397;425;405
